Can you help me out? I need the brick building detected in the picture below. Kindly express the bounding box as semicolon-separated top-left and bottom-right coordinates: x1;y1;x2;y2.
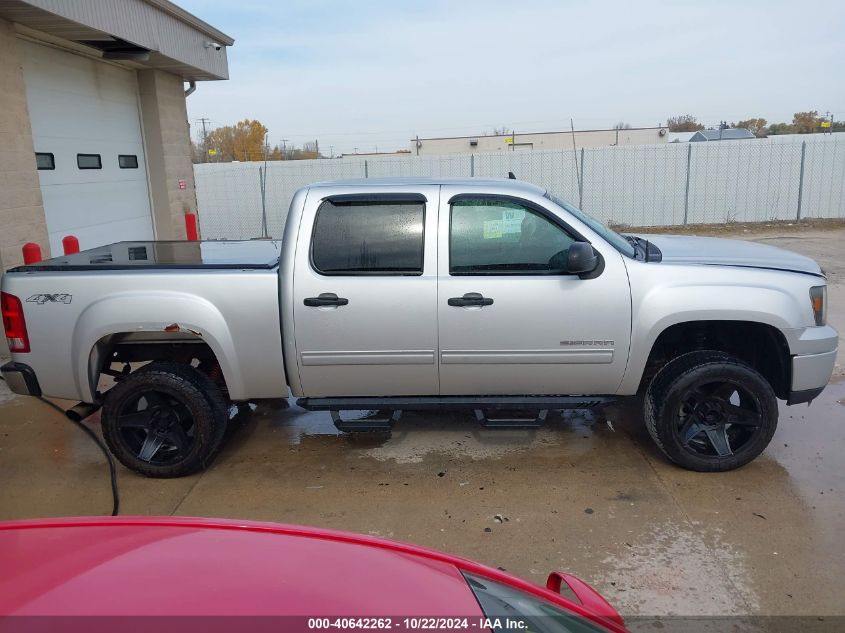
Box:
0;0;232;271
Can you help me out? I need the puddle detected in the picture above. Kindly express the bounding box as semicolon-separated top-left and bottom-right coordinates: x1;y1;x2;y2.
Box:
270;406;607;463
592;521;759;616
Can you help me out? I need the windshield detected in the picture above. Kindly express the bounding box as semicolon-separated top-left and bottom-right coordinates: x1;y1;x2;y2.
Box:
544;193;636;259
464;573;610;633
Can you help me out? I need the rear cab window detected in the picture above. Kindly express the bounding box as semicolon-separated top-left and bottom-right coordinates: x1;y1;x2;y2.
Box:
311;196;425;275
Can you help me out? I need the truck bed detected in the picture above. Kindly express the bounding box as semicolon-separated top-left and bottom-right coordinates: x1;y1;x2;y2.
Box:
2;240;286;402
10;240;281;272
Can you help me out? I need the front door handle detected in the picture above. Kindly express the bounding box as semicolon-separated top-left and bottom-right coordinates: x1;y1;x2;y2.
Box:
448;292;494;307
304;293;349;307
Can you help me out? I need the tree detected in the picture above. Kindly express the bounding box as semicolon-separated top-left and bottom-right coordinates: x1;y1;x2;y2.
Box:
791;111;823;134
613;122;631;129
203;119;269;162
767;122;794;135
733;118;768;137
666;115;704;132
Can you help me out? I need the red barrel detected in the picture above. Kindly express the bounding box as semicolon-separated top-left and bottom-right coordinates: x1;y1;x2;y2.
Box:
62;235;80;255
185;212;199;241
22;242;42;264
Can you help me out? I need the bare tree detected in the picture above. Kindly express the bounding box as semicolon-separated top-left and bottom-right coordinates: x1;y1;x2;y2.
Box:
666;115;704;132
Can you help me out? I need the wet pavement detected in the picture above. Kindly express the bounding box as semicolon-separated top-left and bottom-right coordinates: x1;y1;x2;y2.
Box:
1;226;843;618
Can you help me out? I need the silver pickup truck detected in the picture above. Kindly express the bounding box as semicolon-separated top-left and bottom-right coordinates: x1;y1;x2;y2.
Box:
2;178;837;477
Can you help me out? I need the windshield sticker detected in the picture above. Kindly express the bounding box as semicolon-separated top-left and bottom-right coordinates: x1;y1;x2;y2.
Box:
483;220;503;239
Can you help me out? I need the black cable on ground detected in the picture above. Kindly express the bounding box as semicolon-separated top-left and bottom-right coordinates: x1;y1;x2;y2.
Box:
36;396;120;516
1;376;119;515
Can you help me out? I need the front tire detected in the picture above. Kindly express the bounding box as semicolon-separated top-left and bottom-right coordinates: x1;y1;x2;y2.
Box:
644;351;778;472
101;362;228;478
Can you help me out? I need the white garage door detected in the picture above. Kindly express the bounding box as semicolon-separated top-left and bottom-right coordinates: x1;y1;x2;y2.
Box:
19;39;154;255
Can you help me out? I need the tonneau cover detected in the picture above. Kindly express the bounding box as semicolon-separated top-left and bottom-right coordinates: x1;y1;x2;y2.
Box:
9;240;281;272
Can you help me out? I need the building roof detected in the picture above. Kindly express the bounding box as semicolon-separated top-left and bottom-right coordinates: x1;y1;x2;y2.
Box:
668;131;696;143
412;126;665;142
690;128;756;141
0;0;233;80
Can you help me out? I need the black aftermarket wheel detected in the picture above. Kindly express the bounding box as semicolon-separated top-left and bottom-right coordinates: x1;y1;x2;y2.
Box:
101;362;228;478
644;351;778;472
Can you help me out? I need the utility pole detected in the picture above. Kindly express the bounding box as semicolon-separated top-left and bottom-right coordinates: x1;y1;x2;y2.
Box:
415;135;420;156
329;145;334;159
198;117;210;162
570;118;580;193
280;139;288;160
823;111;834;134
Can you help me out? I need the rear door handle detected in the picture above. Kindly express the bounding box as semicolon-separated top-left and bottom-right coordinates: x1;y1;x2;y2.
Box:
304;293;349;307
448;292;494;307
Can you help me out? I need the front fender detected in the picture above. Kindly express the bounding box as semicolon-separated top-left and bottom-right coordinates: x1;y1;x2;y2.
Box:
618;279;807;395
72;291;240;402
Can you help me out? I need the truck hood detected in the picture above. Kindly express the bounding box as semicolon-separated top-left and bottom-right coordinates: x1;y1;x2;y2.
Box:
633;234;824;277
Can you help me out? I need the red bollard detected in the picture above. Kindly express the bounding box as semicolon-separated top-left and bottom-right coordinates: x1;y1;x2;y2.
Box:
62;235;80;255
22;242;42;264
185;212;199;241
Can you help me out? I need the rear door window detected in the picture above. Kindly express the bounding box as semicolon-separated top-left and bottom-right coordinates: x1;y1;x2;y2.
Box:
311;198;425;275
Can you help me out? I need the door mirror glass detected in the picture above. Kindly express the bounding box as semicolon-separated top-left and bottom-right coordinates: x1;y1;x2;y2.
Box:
566;242;599;275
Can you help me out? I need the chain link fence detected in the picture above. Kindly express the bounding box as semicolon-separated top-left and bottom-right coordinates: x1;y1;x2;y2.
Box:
194;134;845;239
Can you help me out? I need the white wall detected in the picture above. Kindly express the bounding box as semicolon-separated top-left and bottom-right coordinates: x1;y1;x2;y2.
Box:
194;135;845;239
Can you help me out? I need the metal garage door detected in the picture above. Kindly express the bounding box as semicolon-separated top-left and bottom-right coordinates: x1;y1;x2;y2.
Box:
18;39;154;255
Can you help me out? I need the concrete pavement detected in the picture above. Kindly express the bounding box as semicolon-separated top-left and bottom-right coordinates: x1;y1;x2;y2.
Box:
1;224;843;618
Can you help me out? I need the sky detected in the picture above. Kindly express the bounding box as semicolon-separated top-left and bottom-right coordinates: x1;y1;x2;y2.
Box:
180;0;845;156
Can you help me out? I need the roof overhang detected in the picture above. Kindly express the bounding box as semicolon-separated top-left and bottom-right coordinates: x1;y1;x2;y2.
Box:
0;0;233;80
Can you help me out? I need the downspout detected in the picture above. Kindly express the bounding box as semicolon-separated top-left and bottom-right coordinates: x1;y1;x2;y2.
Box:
185;80;197;97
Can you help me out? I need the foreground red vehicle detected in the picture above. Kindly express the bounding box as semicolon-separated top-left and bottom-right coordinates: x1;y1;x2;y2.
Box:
0;516;626;632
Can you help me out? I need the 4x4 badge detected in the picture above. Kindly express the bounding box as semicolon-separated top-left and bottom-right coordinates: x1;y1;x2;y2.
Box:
26;293;72;305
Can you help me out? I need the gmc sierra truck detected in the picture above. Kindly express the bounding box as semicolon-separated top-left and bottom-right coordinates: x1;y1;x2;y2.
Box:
1;178;837;477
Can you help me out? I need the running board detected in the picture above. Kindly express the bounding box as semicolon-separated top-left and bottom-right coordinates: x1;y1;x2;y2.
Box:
475;408;547;429
297;395;614;412
331;409;401;433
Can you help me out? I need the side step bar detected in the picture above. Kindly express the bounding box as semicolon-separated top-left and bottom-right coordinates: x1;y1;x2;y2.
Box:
474;408;548;429
330;409;402;433
297;395;615;412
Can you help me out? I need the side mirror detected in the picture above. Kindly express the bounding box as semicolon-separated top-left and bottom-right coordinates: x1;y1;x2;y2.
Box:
546;572;624;627
566;242;598;275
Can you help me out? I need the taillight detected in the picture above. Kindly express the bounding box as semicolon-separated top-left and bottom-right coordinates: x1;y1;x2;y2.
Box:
1;292;30;353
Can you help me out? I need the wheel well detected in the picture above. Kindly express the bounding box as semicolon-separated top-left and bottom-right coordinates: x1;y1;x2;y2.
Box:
90;332;228;400
640;321;791;398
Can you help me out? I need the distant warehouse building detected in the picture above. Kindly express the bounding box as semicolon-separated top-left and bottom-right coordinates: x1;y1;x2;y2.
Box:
411;126;668;155
0;0;233;271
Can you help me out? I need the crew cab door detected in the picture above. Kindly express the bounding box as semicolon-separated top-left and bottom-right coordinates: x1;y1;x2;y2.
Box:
436;186;632;395
292;186;439;397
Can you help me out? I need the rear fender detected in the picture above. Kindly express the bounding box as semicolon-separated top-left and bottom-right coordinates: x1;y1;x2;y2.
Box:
73;291;238;402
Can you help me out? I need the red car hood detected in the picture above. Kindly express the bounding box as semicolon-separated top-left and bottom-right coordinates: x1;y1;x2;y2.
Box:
0;517;626;631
